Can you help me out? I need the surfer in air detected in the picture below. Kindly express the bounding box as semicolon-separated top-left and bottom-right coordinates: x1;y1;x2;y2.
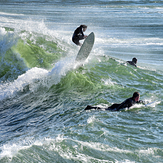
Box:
72;25;87;46
85;92;145;111
127;57;137;67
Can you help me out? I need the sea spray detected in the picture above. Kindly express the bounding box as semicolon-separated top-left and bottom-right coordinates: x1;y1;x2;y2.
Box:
0;67;48;101
48;56;83;85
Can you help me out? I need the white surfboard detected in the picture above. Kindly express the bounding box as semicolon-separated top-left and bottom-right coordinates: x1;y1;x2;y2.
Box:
145;101;156;107
75;32;95;62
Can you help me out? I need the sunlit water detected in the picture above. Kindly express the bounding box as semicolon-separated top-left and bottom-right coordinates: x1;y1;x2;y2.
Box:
0;0;163;162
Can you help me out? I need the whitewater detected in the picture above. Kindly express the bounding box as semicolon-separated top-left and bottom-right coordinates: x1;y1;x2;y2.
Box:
0;0;163;163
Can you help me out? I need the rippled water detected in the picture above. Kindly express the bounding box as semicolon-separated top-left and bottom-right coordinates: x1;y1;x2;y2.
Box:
0;0;163;162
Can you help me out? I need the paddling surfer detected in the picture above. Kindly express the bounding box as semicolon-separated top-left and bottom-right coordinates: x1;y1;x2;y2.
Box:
85;92;144;111
72;25;87;46
127;57;137;67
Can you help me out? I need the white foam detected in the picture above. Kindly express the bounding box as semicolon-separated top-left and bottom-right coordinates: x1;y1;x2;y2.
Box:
87;115;96;123
0;137;44;159
0;12;24;16
0;67;48;101
102;78;117;86
0;27;7;35
0;143;31;159
138;147;155;155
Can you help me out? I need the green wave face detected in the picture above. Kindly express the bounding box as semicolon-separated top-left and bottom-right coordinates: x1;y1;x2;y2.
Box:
0;28;65;81
14;31;65;69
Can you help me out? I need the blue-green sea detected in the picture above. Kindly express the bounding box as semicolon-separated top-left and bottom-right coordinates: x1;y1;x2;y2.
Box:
0;0;163;162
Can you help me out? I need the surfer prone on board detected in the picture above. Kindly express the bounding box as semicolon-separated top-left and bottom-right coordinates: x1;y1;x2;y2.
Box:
127;57;137;67
85;92;146;111
72;25;88;46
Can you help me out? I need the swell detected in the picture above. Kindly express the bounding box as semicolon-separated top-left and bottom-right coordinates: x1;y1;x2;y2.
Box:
0;48;162;163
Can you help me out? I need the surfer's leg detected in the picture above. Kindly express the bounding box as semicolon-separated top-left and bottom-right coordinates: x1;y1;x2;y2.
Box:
78;42;82;46
105;103;120;111
85;104;121;111
72;37;81;46
85;105;102;110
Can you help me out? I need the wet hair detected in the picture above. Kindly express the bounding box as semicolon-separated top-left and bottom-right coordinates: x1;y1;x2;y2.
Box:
80;25;87;29
132;57;137;64
132;92;140;98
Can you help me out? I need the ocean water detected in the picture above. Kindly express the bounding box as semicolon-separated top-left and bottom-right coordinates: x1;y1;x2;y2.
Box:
0;0;163;162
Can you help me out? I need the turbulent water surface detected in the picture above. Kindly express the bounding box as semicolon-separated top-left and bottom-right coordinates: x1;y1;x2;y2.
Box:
0;0;163;163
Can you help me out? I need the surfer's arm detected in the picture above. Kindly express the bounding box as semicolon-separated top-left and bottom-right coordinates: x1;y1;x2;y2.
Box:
79;27;84;37
79;27;87;39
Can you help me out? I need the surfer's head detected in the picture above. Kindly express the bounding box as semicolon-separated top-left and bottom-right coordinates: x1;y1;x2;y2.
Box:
132;57;137;64
132;92;140;102
80;25;87;32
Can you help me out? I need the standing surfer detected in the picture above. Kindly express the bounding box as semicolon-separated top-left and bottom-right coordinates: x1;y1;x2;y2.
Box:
72;25;87;46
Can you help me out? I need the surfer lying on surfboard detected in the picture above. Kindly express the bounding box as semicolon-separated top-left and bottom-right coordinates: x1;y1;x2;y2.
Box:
85;92;145;111
72;25;88;46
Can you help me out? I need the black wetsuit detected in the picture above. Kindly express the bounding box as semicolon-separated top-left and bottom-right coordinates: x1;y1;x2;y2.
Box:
85;97;143;111
127;61;137;67
72;26;85;46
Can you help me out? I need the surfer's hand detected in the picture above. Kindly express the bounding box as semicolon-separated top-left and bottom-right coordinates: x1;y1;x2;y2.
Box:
138;100;146;105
